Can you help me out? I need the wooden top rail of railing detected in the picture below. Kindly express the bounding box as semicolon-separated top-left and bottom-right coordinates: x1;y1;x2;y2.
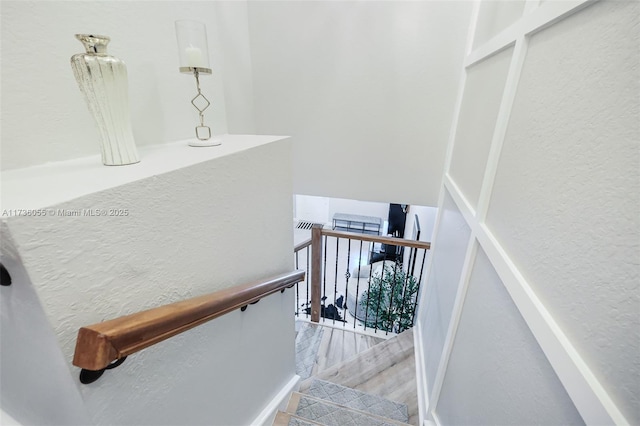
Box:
318;228;431;250
73;270;305;371
294;228;430;252
294;238;312;253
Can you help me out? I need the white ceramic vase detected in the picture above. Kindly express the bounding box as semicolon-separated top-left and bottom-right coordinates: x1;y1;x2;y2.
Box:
70;34;140;166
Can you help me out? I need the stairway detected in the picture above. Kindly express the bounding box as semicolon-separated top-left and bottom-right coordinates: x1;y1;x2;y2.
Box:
274;325;417;425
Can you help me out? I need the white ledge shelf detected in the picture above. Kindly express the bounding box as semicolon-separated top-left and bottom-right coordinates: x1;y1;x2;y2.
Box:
1;135;289;211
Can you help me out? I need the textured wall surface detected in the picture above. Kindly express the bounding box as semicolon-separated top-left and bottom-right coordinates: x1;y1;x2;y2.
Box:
1;139;296;425
486;1;640;422
248;1;473;206
1;1;229;170
418;0;638;423
1;229;90;426
437;248;584;425
448;46;513;209
418;193;470;395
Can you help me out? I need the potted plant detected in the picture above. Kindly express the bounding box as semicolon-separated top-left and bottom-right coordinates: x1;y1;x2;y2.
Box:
360;264;419;333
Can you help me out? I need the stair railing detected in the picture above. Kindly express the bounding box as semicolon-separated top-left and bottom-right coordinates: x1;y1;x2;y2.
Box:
73;270;304;383
293;238;312;318
296;224;431;335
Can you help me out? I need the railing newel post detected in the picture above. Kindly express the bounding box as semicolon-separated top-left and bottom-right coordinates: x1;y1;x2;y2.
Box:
310;224;324;323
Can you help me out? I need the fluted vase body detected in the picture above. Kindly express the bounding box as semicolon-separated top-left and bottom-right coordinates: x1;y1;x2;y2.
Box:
71;34;139;166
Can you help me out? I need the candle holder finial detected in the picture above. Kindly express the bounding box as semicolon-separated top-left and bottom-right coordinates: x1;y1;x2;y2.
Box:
175;20;221;147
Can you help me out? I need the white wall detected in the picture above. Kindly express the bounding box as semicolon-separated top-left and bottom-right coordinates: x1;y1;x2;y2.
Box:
0;1;230;170
437;247;582;425
418;193;470;395
247;1;473;207
1;230;90;426
404;205;437;243
295;194;390;228
327;198;389;227
294;195;331;225
213;1;256;134
1;138;297;425
418;1;639;425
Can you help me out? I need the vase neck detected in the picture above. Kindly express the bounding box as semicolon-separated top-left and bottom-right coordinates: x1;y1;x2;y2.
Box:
76;34;110;55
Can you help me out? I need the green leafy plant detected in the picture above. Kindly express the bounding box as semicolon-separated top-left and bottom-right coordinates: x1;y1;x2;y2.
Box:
360;265;419;333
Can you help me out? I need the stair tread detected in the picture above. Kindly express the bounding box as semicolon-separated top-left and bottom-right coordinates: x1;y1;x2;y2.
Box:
296;322;325;380
298;328;417;424
306;378;409;422
274;411;324;426
286;392;411;426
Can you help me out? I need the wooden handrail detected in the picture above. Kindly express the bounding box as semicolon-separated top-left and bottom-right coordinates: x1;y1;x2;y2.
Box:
294;238;312;253
321;228;431;250
73;270;305;371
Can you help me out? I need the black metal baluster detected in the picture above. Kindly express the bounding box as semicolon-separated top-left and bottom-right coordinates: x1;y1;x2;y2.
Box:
411;249;428;327
385;263;399;336
410;246;419;276
373;259;387;334
344;238;352;329
333;237;340;325
363;253;375;331
397;262;412;333
353;239;364;329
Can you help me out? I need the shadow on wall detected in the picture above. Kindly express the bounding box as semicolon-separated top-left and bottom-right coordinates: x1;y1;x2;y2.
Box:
0;239;90;425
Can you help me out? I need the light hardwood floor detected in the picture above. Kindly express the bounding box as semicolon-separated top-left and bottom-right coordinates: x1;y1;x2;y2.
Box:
306;323;386;377
298;323;419;425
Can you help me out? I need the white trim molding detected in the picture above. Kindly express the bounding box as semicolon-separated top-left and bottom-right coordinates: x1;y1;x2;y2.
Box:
253;374;301;426
422;0;630;424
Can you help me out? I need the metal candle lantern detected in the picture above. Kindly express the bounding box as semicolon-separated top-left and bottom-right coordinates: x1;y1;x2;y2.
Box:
175;20;221;147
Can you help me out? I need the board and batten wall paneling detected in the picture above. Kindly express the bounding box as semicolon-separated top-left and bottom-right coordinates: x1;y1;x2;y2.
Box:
485;0;640;422
448;46;514;211
437;247;584;425
417;192;471;397
416;0;638;425
472;0;527;50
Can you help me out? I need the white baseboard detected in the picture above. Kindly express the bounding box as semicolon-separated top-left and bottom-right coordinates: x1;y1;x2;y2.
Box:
252;374;301;426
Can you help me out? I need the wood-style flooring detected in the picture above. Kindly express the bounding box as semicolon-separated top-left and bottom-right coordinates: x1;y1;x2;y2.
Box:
306;323;386;377
298;323;419;425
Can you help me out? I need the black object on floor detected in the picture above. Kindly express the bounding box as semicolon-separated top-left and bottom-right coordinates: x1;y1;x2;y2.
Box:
0;263;11;286
304;304;345;322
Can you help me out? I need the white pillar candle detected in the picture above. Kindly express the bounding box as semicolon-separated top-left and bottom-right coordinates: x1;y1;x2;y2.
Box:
185;46;204;68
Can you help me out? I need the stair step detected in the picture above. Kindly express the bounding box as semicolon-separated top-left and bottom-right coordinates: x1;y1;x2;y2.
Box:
305;378;409;422
296;322;325;380
298;328;417;424
273;411;324;426
286;392;411;426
